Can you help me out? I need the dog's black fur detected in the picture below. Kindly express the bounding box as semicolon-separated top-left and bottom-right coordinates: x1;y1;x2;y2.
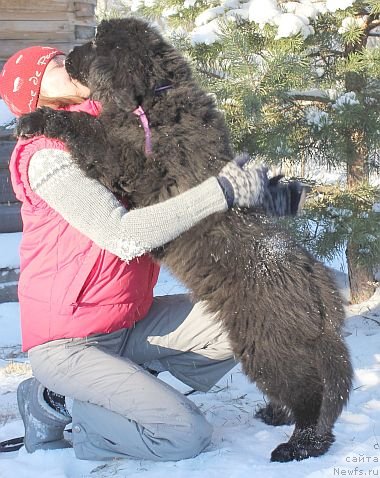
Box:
17;18;353;462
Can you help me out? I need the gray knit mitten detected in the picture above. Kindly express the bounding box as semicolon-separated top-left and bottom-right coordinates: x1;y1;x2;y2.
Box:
218;155;268;208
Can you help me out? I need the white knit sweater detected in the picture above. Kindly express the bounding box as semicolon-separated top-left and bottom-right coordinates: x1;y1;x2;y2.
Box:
28;148;228;262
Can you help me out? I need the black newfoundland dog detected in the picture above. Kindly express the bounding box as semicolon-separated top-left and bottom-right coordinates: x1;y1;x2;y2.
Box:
18;17;353;462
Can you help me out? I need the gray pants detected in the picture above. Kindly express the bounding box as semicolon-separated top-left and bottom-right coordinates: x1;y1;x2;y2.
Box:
28;294;236;461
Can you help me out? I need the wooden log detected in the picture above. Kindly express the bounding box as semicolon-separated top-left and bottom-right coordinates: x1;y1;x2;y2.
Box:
0;20;75;32
0;32;75;42
0;11;72;21
0;13;97;26
0;0;74;11
73;18;98;26
0;266;20;304
74;0;97;4
0;142;16;170
74;2;96;17
0;203;22;233
0;281;19;303
0;172;18;203
0;40;78;59
0;128;15;141
0;268;20;286
75;25;96;40
0;20;75;41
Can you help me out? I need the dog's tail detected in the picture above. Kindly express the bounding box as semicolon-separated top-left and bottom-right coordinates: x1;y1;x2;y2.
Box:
316;334;353;435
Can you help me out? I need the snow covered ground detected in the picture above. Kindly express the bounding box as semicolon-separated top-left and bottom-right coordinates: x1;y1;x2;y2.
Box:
0;233;379;478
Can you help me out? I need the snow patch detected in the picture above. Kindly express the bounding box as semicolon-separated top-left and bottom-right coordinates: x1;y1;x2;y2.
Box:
0;233;21;269
305;106;331;129
338;16;367;34
195;6;225;27
191;18;223;45
364;399;380;410
340;411;371;426
248;0;280;26
326;0;355;12
333;92;360;110
355;369;380;388
273;13;314;39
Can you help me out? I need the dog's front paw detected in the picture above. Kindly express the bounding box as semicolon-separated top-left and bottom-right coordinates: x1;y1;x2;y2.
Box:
16;108;48;138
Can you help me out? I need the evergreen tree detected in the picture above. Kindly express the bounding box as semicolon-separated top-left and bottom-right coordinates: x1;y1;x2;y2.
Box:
103;0;380;303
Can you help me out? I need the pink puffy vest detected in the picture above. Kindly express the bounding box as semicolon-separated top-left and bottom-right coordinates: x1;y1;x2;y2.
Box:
9;100;160;351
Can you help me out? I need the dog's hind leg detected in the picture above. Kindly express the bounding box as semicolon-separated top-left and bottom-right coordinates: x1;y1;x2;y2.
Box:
246;357;322;460
262;336;352;462
269;379;334;462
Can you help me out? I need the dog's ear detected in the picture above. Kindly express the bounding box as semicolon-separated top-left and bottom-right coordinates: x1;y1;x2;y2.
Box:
94;19;115;45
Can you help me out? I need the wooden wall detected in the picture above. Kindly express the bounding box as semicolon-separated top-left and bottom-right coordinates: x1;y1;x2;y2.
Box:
0;124;19;301
0;129;20;233
0;0;97;234
0;0;97;63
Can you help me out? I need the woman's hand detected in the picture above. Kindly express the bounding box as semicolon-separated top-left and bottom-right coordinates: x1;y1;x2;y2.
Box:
217;154;269;209
218;154;307;216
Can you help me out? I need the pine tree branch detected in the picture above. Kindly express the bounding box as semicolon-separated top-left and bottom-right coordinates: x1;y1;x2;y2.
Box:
306;50;345;58
196;67;225;80
368;20;380;31
287;91;331;104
